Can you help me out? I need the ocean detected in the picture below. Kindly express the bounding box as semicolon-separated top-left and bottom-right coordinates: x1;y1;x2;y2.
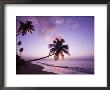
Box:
31;59;94;74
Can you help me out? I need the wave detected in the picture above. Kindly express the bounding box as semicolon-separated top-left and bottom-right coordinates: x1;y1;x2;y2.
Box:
35;62;94;74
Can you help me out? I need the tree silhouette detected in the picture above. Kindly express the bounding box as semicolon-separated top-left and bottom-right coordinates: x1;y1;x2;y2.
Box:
17;20;35;36
16;41;22;55
16;20;35;64
16;20;70;61
28;38;70;61
49;38;70;60
19;48;24;57
17;41;22;48
16;20;35;58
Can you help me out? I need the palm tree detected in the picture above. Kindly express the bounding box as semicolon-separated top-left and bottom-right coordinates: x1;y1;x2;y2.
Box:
16;20;35;57
19;48;24;57
49;38;70;60
16;41;22;54
16;20;35;63
17;41;22;48
28;38;70;61
16;20;35;36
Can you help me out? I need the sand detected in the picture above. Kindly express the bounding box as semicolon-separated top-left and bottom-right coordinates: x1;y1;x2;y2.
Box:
16;61;55;74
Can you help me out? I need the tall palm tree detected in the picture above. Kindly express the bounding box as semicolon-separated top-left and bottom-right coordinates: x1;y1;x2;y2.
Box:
16;20;35;58
29;38;70;61
16;20;35;36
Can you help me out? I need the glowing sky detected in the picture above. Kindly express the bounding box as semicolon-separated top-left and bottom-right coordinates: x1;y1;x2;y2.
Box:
16;16;94;59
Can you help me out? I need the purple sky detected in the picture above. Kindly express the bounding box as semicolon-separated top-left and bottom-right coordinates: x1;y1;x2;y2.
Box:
16;16;94;60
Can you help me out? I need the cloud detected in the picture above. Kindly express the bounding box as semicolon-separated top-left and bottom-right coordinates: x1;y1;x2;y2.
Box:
51;33;63;40
65;17;79;29
41;33;63;43
27;16;38;26
55;17;64;24
36;17;57;35
16;16;65;42
33;16;64;42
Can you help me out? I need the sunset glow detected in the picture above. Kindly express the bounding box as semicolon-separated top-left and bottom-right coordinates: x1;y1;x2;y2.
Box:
16;16;94;60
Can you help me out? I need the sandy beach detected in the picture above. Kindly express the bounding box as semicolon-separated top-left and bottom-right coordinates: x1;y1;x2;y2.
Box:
16;60;55;74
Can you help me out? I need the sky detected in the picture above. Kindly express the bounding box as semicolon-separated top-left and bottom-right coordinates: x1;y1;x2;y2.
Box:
16;16;94;60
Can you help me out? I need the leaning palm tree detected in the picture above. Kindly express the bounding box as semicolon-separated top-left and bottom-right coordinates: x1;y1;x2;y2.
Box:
16;20;35;36
49;38;70;60
28;38;70;61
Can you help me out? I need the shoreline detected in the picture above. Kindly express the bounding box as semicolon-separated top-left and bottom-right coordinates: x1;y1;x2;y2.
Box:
16;58;94;74
16;60;56;74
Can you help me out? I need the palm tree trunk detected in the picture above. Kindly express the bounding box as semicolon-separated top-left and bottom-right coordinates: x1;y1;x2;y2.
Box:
27;53;54;62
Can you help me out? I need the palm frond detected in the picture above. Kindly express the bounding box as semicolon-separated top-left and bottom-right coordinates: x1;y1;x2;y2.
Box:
19;20;24;25
60;38;65;43
17;28;22;33
48;44;55;48
53;40;57;44
22;30;27;36
19;48;24;52
31;25;35;31
62;49;70;56
49;48;56;55
62;44;69;50
17;41;22;45
17;20;35;36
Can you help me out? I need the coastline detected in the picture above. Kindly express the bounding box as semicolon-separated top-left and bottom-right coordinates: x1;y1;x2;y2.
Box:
16;60;55;74
16;58;94;74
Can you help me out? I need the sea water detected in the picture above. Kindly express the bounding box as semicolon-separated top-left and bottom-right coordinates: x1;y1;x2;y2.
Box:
31;59;94;74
